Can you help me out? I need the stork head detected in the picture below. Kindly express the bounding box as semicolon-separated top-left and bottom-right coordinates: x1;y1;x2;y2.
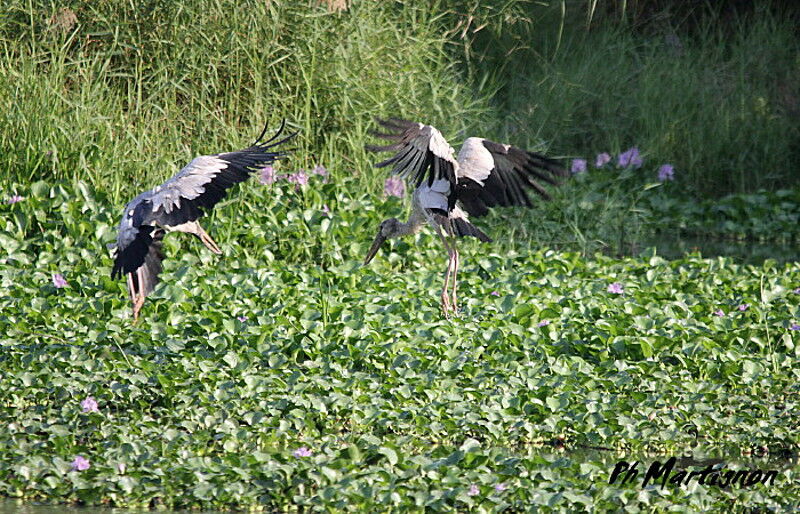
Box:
364;218;400;265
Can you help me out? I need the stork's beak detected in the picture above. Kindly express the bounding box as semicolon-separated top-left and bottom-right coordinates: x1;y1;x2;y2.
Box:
363;231;386;265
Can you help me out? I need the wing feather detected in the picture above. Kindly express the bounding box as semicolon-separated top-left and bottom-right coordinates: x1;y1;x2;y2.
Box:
456;137;565;217
148;121;296;226
365;118;458;189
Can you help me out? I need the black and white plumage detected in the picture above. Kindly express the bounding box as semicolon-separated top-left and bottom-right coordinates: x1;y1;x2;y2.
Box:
110;121;296;320
364;118;566;315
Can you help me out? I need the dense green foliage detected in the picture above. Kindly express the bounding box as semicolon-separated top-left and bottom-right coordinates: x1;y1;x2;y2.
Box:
2;181;800;510
2;0;800;511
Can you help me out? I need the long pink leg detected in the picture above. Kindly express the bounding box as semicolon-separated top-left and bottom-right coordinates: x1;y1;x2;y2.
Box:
435;225;455;317
451;246;459;313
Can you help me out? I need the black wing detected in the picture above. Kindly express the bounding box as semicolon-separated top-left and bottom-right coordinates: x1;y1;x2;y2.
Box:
111;224;165;300
148;120;297;227
365;118;458;189
456;138;566;217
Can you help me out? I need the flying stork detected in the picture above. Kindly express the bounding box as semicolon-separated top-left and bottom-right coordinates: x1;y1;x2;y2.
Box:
110;120;295;320
364;118;566;316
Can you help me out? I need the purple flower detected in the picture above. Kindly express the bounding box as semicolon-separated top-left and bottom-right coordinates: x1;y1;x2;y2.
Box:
237;315;247;322
71;456;90;471
287;171;309;189
322;204;331;217
259;166;276;185
790;324;800;331
467;484;479;496
6;195;24;204
570;158;587;174
617;147;643;169
657;164;675;181
384;176;405;198
537;320;551;327
293;447;312;458
312;165;328;176
607;282;624;294
793;287;800;294
737;304;749;312
52;273;68;288
490;291;500;297
494;483;507;492
713;309;725;317
595;152;612;168
80;397;99;413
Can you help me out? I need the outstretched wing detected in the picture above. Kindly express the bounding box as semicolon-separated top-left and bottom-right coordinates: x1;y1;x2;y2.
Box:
365;118;458;189
455;137;566;217
148;120;297;226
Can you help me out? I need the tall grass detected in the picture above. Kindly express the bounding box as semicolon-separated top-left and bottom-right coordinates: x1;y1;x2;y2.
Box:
481;3;800;196
0;1;493;203
1;0;798;205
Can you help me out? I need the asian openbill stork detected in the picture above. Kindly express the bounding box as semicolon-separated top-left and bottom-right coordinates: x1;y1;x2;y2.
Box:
110;120;296;320
364;118;566;316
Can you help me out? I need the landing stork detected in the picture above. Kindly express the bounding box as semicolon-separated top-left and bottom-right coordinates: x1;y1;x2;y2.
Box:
110;120;296;320
364;118;566;316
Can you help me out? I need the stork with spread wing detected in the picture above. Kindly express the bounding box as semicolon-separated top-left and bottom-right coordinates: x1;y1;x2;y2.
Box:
111;121;296;320
364;118;566;316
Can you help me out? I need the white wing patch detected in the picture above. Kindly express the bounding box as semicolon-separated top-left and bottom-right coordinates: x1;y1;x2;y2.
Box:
415;178;450;211
448;205;469;221
426;125;458;163
151;156;229;214
456;137;495;185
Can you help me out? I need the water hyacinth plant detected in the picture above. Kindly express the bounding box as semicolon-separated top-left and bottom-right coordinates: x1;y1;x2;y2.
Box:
384;176;405;198
571;158;587;174
1;0;800;511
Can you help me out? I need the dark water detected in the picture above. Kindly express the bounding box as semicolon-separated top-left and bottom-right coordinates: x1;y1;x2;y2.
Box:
631;235;799;265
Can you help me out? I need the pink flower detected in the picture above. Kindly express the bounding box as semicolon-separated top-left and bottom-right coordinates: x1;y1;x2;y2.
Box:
384;176;405;198
657;164;675;181
467;484;479;496
571;158;587;174
6;195;24;204
312;165;328;176
237;315;247;322
287;171;309;189
80;397;99;413
617;147;643;169
713;309;725;317
52;273;68;288
322;204;331;217
737;304;749;311
259;166;276;185
490;291;500;297
494;483;507;492
607;282;624;294
293;447;312;458
71;456;90;471
537;320;550;327
595;153;611;168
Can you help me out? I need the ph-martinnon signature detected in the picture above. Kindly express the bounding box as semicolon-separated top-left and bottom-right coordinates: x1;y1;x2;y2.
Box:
609;457;779;489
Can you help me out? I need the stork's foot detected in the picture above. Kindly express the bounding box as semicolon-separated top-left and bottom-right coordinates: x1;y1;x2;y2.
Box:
194;223;223;254
200;233;222;255
131;294;145;322
441;291;453;318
